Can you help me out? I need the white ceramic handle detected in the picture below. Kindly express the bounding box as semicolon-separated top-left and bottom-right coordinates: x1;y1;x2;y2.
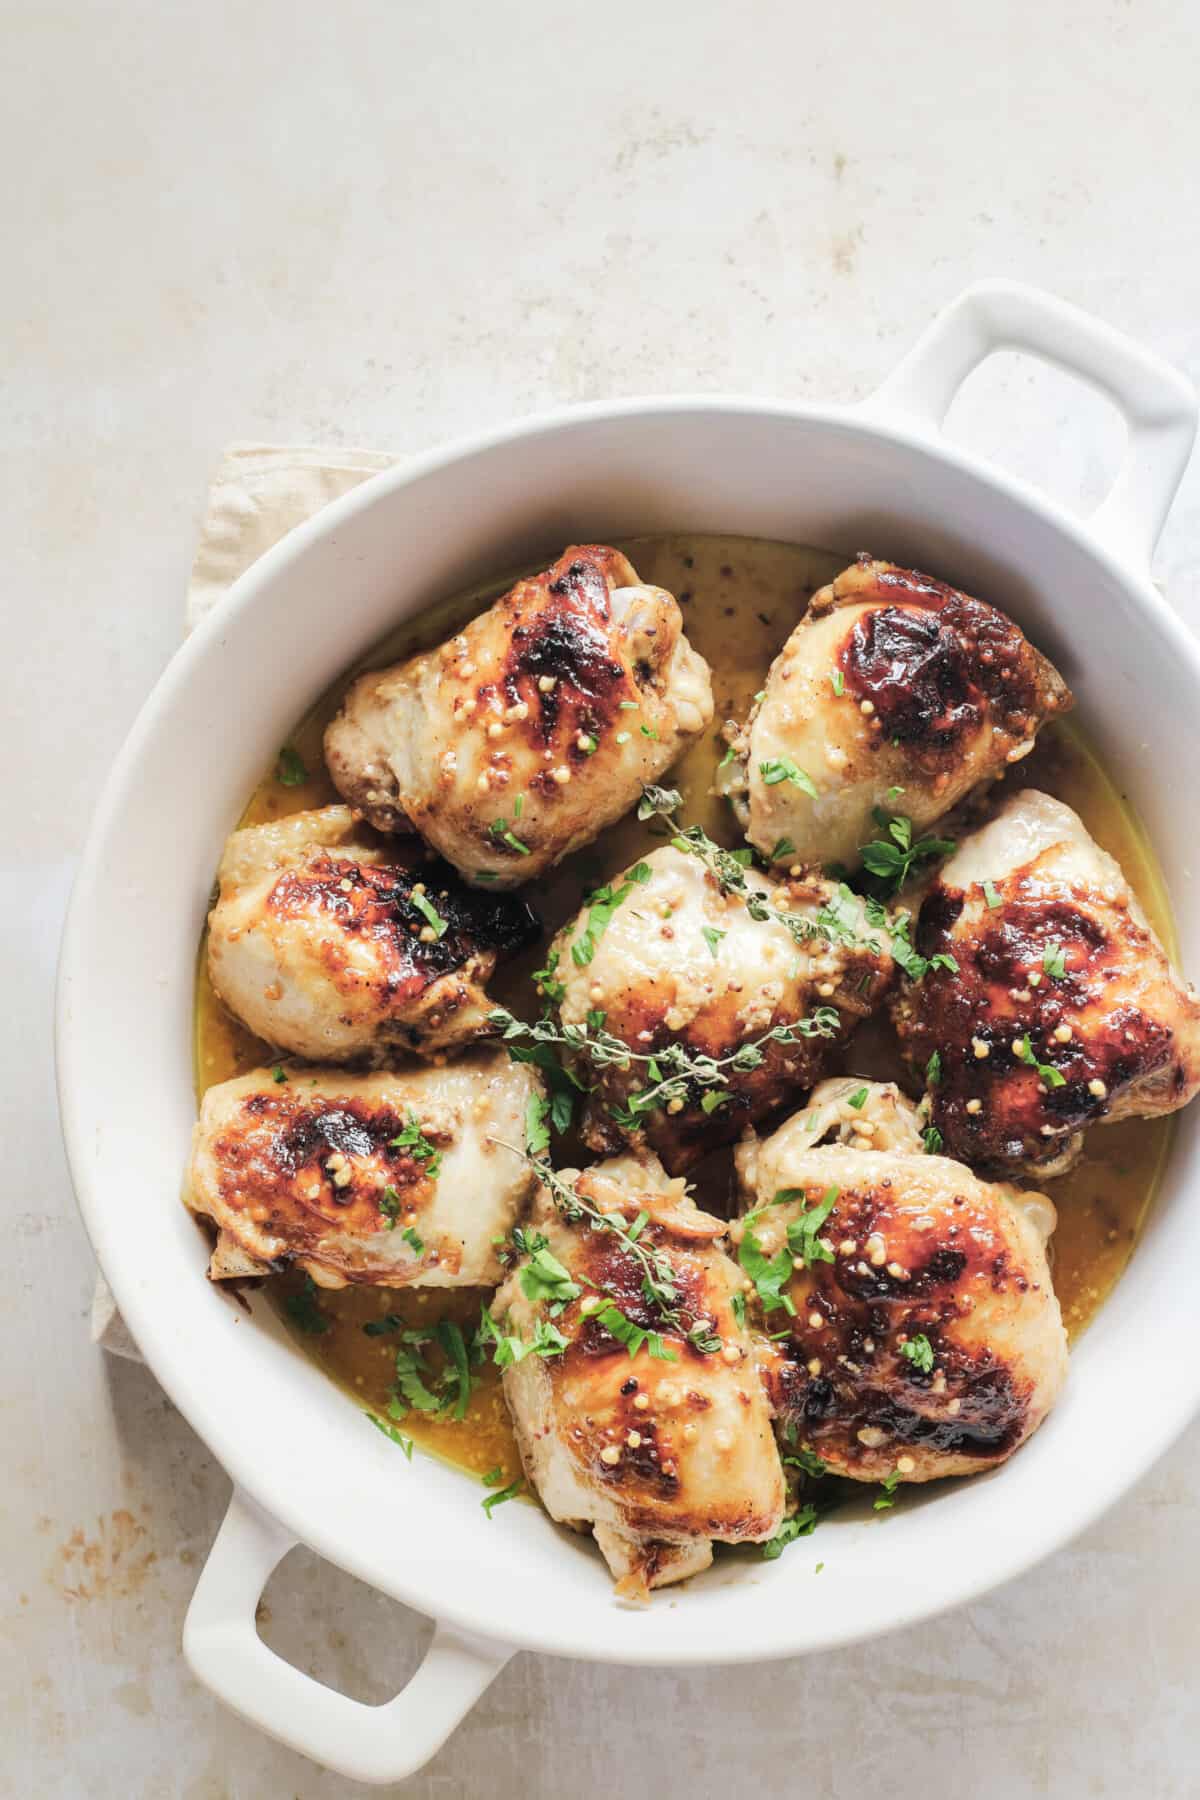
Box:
865;278;1197;575
184;1489;513;1786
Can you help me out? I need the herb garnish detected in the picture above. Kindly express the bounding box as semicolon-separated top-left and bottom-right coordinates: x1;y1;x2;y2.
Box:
760;756;819;797
284;1273;330;1336
922;1125;944;1154
925;1050;941;1086
874;1469;902;1511
389;1114;444;1177
570;862;652;967
271;1063;288;1084
490;817;531;856
860;813;955;897
762;1504;821;1558
1014;1035;1067;1088
983;879;1002;909
481;1478;525;1517
1042;941;1067;979
410;890;448;939
701;925;726;958
366;1413;414;1457
830;669;845;697
901;1334;935;1374
276;746;308;787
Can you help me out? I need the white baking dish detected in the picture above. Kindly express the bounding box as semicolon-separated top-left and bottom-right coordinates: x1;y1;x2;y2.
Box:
56;282;1200;1784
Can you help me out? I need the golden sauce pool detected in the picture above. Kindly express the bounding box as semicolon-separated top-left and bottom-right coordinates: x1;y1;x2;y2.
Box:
194;533;1177;1476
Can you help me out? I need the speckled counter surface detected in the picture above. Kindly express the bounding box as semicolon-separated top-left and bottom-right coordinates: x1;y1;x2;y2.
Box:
6;1;1200;1793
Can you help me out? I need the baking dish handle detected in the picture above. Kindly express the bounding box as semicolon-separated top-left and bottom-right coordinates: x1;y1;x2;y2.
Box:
184;1489;513;1785
863;278;1197;576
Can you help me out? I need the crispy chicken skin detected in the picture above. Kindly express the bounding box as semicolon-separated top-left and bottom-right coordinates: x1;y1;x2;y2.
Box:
186;1050;540;1288
324;545;713;888
207;806;538;1063
717;555;1072;871
891;789;1200;1176
542;845;894;1172
734;1081;1068;1484
495;1153;785;1598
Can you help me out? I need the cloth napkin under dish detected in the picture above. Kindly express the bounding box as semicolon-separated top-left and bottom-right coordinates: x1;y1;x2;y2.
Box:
92;444;401;1360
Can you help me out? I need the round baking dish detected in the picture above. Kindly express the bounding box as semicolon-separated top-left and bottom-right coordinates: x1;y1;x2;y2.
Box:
57;282;1199;1784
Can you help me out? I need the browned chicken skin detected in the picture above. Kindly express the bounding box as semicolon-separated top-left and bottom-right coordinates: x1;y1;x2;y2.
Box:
324;545;712;887
207;807;538;1062
717;554;1072;870
494;1153;785;1598
541;845;894;1172
734;1081;1067;1485
892;789;1200;1175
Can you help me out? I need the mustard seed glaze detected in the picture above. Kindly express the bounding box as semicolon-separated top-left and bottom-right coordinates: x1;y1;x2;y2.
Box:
194;534;1176;1477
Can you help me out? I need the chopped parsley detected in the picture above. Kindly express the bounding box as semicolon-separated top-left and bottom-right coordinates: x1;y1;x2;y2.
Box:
759;756;818;797
738;1219;796;1315
389;1114;443;1178
874;1469;902;1511
730;1291;747;1330
270;1063;288;1084
718;743;737;769
901;1334;935;1374
275;746;308;786
401;1225;424;1256
785;1185;839;1268
525;1092;552;1158
983;879;1002;909
366;1413;414;1457
1014;1035;1067;1088
481;1466;506;1487
770;836;797;863
784;1447;828;1479
481;1478;525;1517
490;817;531;856
519;1245;582;1309
410;890;448;939
701;925;726;959
640;724;659;740
579;733;599;755
284;1274;331;1336
700;1090;729;1114
377;1185;402;1228
1043;941;1068;979
925;1050;942;1086
922;1125;944;1154
829;669;845;697
592;1301;678;1362
762;1504;820;1559
860;814;955;897
570;862;652;966
847;1086;869;1110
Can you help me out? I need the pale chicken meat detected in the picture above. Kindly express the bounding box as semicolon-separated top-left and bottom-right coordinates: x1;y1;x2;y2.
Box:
891;789;1200;1176
187;1050;540;1287
324;545;713;888
207;806;537;1062
717;555;1072;871
493;1152;785;1597
540;843;893;1171
733;1081;1068;1484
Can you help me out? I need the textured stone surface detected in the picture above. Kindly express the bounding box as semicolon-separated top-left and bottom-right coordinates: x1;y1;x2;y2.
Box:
6;0;1200;1792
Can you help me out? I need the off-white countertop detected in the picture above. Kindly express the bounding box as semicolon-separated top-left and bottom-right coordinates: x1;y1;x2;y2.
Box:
7;1;1200;1793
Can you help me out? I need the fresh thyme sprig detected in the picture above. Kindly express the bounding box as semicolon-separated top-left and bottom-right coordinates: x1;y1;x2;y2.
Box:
488;1005;841;1127
635;785;876;956
489;1136;726;1354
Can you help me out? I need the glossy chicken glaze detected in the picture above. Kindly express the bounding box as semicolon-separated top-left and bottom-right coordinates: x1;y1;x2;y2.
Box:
734;1082;1067;1482
325;544;713;887
194;534;1176;1483
893;790;1200;1175
718;553;1072;870
208;806;538;1062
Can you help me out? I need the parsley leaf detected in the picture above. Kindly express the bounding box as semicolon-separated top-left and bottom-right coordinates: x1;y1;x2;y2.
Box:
738;1219;796;1314
830;669;845;697
410;890;448;939
481;1478;525;1517
389;1114;443;1177
847;1086;869;1110
860;815;955;897
874;1469;903;1511
901;1334;935;1374
922;1125;944;1154
593;1301;679;1362
770;835;796;863
1043;941;1068;979
276;746;308;786
570;862;652;967
701;925;726;959
271;1063;288;1084
926;1050;941;1086
401;1224;424;1255
759;756;818;797
786;1186;839;1267
784;1447;828;1479
366;1413;414;1457
983;879;1002;909
284;1273;331;1336
1014;1035;1067;1088
762;1504;821;1558
519;1246;582;1308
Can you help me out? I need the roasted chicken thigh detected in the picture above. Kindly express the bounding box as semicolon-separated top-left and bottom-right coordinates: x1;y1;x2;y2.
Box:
734;1080;1068;1484
187;1049;540;1287
325;545;713;887
207;806;538;1062
891;789;1200;1175
539;843;893;1171
494;1152;785;1597
717;555;1072;871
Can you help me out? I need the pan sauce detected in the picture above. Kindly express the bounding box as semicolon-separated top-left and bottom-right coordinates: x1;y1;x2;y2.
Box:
194;534;1176;1479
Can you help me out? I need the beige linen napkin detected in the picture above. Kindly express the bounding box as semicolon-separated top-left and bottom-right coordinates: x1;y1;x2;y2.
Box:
92;443;400;1359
